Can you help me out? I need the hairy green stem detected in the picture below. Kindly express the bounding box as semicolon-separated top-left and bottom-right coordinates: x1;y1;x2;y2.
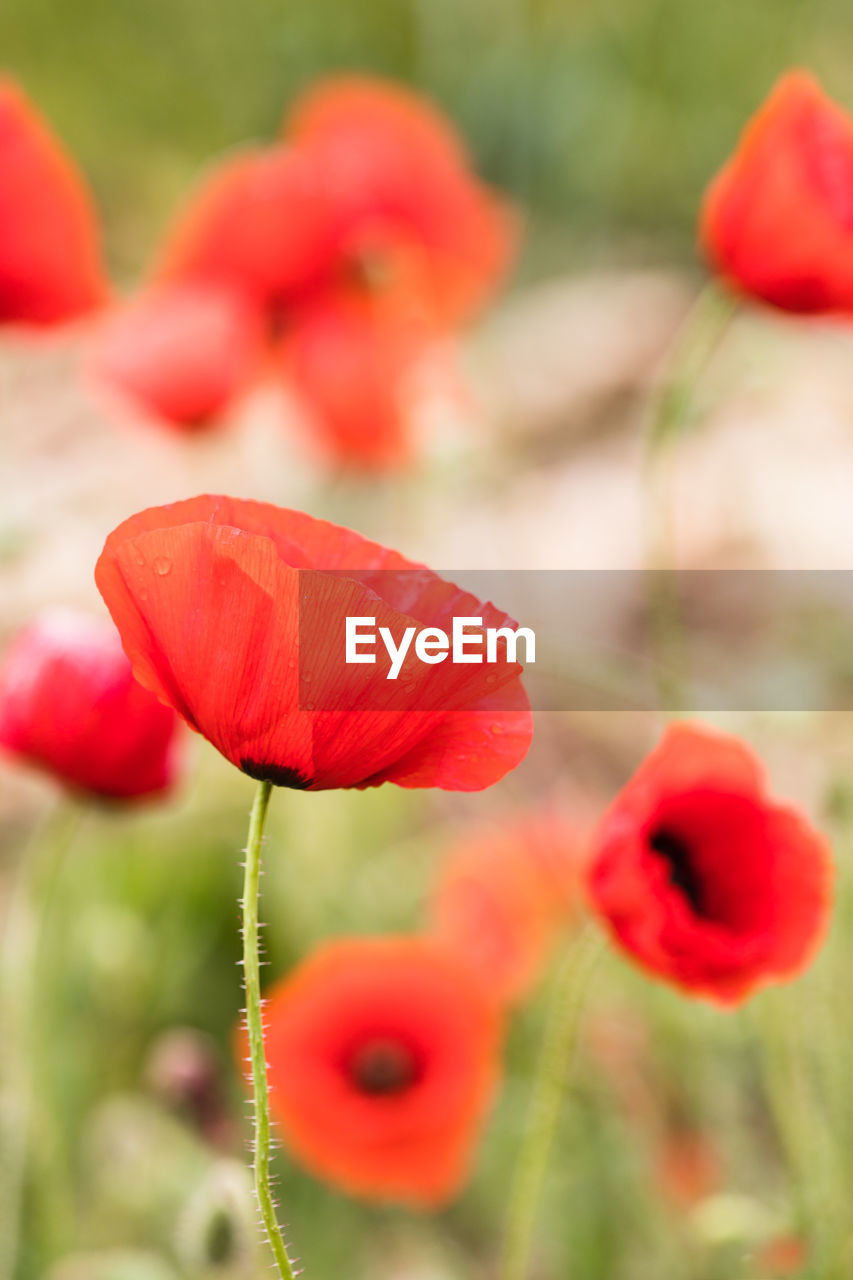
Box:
242;779;297;1280
0;801;82;1280
499;924;604;1280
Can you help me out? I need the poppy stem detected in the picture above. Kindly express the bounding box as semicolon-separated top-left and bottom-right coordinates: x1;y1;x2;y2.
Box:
499;922;604;1280
643;280;738;713
242;778;298;1280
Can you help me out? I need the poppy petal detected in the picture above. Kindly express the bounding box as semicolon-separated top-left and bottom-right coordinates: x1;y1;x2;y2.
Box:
0;78;108;325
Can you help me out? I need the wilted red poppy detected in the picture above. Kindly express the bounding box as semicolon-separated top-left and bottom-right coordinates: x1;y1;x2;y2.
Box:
701;72;853;313
154;145;339;313
89;284;263;430
0;609;181;801
248;936;501;1205
279;286;442;469
430;811;586;1004
95;495;532;791
285;76;516;325
0;78;108;326
587;723;832;1004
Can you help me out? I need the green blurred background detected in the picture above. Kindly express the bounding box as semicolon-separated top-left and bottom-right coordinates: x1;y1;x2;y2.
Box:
2;0;851;278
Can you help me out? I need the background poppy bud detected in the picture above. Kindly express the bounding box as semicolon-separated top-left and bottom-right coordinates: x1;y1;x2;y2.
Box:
0;78;108;326
89;284;263;430
239;937;502;1206
587;723;833;1004
0;609;181;801
700;71;853;314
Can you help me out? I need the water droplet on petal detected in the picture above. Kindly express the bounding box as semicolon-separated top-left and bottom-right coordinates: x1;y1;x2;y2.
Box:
490;723;504;735
153;556;172;576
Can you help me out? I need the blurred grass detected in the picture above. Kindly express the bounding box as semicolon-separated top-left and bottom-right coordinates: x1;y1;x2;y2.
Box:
6;720;850;1279
1;0;852;281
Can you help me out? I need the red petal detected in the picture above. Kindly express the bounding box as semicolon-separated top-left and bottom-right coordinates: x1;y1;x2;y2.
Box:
700;71;853;313
154;146;339;310
90;284;263;429
0;79;108;326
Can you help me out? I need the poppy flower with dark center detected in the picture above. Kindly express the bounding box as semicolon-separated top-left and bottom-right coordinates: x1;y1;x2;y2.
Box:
0;609;181;801
430;811;587;1004
587;723;832;1004
246;937;502;1205
89;284;263;430
95;495;532;791
285;76;516;326
701;71;853;313
0;78;108;326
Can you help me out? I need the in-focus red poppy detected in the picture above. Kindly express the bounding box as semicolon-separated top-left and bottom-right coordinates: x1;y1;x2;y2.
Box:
0;78;108;326
587;723;832;1004
89;284;263;430
430;811;586;1004
0;609;181;801
701;72;853;314
154;146;339;313
279;286;444;469
285;76;516;325
95;495;532;791
244;936;502;1205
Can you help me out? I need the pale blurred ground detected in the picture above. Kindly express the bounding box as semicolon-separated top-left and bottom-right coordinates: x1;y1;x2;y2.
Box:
4;268;853;829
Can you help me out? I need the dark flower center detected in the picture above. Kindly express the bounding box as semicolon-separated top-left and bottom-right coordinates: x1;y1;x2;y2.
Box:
349;1038;418;1096
240;759;313;789
649;827;706;915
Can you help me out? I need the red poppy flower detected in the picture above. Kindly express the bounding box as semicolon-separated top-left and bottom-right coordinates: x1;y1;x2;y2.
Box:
701;72;853;313
279;286;442;469
248;936;502;1205
95;495;532;791
0;609;181;801
89;284;263;430
0;78;108;326
154;146;339;312
285;76;516;325
587;723;832;1004
430;811;586;1004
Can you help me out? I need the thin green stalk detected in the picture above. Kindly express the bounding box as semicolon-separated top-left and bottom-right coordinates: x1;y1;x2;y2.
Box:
754;990;842;1278
0;801;82;1280
241;779;298;1280
643;279;738;714
499;923;604;1280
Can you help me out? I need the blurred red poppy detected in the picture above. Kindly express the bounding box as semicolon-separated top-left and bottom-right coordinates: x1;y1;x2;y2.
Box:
286;76;516;325
430;811;586;1004
587;723;832;1004
248;937;501;1205
0;609;180;801
89;284;263;429
95;495;532;791
0;78;108;326
701;72;853;313
279;286;443;469
154;146;338;313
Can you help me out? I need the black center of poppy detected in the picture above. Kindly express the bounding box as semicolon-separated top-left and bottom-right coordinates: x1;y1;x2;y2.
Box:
649;827;706;915
349;1038;418;1096
240;759;313;789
